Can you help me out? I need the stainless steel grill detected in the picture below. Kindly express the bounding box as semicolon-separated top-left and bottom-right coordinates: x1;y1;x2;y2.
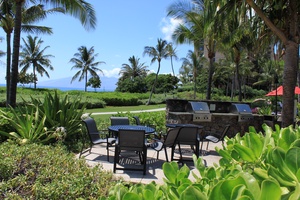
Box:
186;101;212;122
229;103;253;122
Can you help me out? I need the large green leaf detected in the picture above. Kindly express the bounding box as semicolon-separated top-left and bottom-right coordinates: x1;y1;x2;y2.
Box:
278;127;296;151
122;192;142;200
285;147;300;174
180;186;206;200
234;144;256;162
163;162;179;184
259;180;281;200
249;132;264;159
271;147;297;181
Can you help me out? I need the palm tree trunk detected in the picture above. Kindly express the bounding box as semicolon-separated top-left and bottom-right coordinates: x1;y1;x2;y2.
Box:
9;0;23;107
206;56;214;100
282;41;298;127
85;70;88;92
33;66;37;89
6;32;11;107
170;57;175;76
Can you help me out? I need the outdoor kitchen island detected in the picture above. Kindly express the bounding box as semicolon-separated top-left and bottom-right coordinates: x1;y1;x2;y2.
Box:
166;99;265;137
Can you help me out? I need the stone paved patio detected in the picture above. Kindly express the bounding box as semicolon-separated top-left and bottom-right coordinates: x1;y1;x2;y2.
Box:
78;141;222;184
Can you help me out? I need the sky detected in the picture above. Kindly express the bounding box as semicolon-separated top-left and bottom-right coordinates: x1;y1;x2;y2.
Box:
0;0;192;85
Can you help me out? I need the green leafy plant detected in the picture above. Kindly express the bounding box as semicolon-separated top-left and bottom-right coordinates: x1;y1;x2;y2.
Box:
105;124;300;199
0;105;55;144
28;91;87;143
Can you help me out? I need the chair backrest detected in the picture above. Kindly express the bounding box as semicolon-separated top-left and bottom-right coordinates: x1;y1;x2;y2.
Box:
118;129;145;151
164;127;181;147
219;124;231;141
110;117;130;125
176;127;200;145
82;118;100;142
133;116;141;125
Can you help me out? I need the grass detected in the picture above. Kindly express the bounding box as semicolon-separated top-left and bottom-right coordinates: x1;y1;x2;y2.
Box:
86;104;166;113
86;104;166;121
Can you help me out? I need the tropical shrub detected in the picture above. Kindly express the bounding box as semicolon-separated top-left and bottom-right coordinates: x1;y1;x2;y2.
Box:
0;91;87;148
0;142;116;199
0;105;57;144
27;91;87;144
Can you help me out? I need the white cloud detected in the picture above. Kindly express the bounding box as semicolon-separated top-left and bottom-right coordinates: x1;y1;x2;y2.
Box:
160;17;183;42
101;68;121;78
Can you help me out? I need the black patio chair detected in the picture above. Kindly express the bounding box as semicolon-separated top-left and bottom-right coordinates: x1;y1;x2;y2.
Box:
200;124;231;153
172;126;201;161
80;117;116;161
149;127;181;162
110;116;130;125
113;129;147;175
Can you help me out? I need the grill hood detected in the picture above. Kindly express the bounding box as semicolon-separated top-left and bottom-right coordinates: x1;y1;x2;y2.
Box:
186;101;210;113
229;103;252;114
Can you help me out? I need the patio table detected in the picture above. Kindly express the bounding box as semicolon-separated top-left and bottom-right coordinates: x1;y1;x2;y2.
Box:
108;125;155;135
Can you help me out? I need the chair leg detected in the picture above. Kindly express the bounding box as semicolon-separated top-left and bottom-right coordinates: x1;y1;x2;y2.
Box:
164;147;169;162
113;146;118;173
143;148;147;175
206;141;209;150
178;144;183;160
195;143;200;158
171;146;175;161
200;140;204;155
106;144;109;162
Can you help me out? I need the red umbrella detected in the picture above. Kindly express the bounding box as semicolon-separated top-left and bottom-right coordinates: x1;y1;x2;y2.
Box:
266;85;300;96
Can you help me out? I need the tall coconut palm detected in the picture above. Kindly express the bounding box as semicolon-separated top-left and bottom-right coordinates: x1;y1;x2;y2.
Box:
168;0;221;100
166;43;178;76
181;50;203;99
143;38;169;105
119;55;148;80
0;2;63;106
214;0;299;126
9;0;96;107
19;35;53;89
70;46;105;92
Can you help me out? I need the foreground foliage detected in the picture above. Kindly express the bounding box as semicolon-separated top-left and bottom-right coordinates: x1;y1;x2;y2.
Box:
105;124;300;200
0;91;86;150
0;142;116;199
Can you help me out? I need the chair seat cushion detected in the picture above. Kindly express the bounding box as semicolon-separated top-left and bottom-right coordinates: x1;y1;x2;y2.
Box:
150;141;163;151
205;135;219;143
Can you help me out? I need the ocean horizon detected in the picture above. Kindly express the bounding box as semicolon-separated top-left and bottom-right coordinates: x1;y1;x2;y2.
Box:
0;83;115;92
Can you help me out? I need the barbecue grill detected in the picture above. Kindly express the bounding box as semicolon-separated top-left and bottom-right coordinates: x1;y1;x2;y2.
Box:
186;101;212;122
229;103;253;122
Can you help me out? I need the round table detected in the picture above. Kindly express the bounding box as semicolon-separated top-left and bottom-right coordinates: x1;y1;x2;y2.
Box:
108;125;155;134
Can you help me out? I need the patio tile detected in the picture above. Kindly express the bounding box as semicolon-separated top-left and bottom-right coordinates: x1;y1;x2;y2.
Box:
78;141;222;184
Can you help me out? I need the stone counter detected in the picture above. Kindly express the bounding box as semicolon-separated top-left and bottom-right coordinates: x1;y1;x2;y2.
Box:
166;112;264;137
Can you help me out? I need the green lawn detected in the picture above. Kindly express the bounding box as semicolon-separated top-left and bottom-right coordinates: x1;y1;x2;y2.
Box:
86;104;166;113
86;104;166;122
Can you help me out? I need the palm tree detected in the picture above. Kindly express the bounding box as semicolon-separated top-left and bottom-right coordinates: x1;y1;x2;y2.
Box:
70;46;105;92
9;0;96;107
0;2;63;106
166;43;178;76
143;38;169;105
181;50;202;99
119;55;148;80
215;0;299;126
19;35;53;89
